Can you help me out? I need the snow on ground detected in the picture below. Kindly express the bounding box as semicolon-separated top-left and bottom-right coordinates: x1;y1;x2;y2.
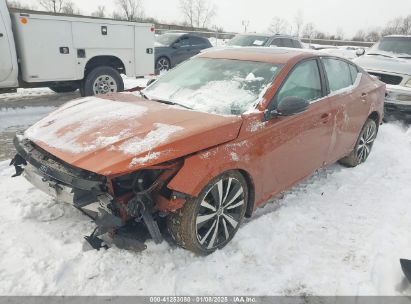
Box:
0;123;411;295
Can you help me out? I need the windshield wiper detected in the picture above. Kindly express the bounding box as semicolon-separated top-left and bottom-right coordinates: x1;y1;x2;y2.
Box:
398;56;411;59
367;53;393;58
151;98;193;110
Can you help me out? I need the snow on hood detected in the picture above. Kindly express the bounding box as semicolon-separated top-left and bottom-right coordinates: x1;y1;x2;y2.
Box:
24;95;243;175
354;54;411;76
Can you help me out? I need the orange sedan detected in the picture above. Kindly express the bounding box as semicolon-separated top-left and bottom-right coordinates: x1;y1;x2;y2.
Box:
11;48;385;254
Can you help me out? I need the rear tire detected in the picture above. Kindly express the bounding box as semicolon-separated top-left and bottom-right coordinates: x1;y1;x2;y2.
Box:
339;118;378;167
81;66;124;97
167;171;248;255
156;57;171;74
49;85;78;93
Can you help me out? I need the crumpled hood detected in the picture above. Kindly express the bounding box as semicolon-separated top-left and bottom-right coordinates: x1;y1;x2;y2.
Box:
24;94;243;176
355;54;411;76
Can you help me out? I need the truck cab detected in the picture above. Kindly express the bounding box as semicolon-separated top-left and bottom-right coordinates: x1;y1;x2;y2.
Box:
0;0;154;96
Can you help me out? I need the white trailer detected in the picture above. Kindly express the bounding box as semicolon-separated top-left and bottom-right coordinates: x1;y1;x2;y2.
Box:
0;0;154;96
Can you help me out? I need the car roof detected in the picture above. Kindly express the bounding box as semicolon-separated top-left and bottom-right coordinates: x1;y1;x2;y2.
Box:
235;33;300;39
383;35;411;38
198;47;316;64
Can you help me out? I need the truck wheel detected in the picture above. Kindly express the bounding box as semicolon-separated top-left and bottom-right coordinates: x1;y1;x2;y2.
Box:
82;66;124;97
167;171;248;255
339;118;378;167
49;85;78;93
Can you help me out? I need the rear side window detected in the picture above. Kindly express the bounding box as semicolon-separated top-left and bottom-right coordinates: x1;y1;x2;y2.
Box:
190;37;207;46
270;38;282;47
276;59;322;103
323;58;352;92
282;39;294;48
292;40;302;48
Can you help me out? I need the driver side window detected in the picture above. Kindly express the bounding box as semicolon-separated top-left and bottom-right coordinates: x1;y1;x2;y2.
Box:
276;59;322;104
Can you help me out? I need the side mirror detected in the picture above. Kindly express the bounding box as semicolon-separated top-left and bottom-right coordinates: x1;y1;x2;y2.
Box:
264;96;309;120
356;48;365;57
146;78;156;86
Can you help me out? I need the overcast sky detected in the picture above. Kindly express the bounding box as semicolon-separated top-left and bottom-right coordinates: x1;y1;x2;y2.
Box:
19;0;411;38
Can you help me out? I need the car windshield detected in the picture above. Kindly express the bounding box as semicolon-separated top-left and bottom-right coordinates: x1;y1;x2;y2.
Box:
143;58;282;115
368;37;411;57
155;34;181;47
227;35;270;47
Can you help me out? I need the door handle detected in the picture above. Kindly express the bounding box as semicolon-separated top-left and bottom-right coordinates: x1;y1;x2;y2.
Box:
320;113;331;123
0;33;3;38
361;92;368;102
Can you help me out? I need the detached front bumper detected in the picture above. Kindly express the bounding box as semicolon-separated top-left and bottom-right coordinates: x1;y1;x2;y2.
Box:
385;85;411;121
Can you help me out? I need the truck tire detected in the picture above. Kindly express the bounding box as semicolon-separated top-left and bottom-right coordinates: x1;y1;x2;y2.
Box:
167;171;248;255
81;66;124;97
49;85;78;93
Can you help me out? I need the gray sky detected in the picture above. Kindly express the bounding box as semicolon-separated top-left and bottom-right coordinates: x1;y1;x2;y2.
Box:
19;0;411;38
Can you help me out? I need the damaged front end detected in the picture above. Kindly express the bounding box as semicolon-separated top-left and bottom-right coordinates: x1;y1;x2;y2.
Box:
11;134;188;252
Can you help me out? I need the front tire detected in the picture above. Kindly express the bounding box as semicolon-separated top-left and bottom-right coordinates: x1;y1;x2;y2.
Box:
167;171;248;255
339;118;378;167
81;66;124;97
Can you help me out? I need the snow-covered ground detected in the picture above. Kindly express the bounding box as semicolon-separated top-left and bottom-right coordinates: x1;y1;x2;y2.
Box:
0;122;410;295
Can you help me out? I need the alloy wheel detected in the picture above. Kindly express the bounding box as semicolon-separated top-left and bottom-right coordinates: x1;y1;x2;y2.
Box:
157;58;170;71
196;177;246;250
356;121;377;163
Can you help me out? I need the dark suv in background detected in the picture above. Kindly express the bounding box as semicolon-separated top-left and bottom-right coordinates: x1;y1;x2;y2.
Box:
227;33;304;48
154;33;212;73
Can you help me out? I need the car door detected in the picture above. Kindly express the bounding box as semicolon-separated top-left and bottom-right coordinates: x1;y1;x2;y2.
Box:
172;36;195;65
321;57;371;163
190;36;208;54
258;58;334;198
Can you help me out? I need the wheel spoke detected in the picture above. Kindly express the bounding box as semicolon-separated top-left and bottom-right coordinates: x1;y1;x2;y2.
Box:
224;188;243;208
196;213;216;225
222;217;230;240
222;177;233;204
207;218;219;249
222;213;238;229
226;200;244;210
201;200;217;212
199;219;217;245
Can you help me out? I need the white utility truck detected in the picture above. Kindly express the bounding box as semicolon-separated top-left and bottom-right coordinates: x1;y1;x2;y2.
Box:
0;0;154;96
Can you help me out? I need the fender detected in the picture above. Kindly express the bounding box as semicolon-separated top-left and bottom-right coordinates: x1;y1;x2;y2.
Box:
167;138;262;208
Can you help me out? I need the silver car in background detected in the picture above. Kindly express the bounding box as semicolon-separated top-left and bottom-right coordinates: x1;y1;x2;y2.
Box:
355;35;411;121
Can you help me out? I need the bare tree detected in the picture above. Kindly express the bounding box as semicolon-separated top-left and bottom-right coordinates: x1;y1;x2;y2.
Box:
6;0;31;9
61;1;80;15
336;27;344;40
302;23;316;39
38;0;65;13
293;11;304;37
268;17;290;35
92;5;106;18
352;30;366;41
115;0;144;21
179;0;216;28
